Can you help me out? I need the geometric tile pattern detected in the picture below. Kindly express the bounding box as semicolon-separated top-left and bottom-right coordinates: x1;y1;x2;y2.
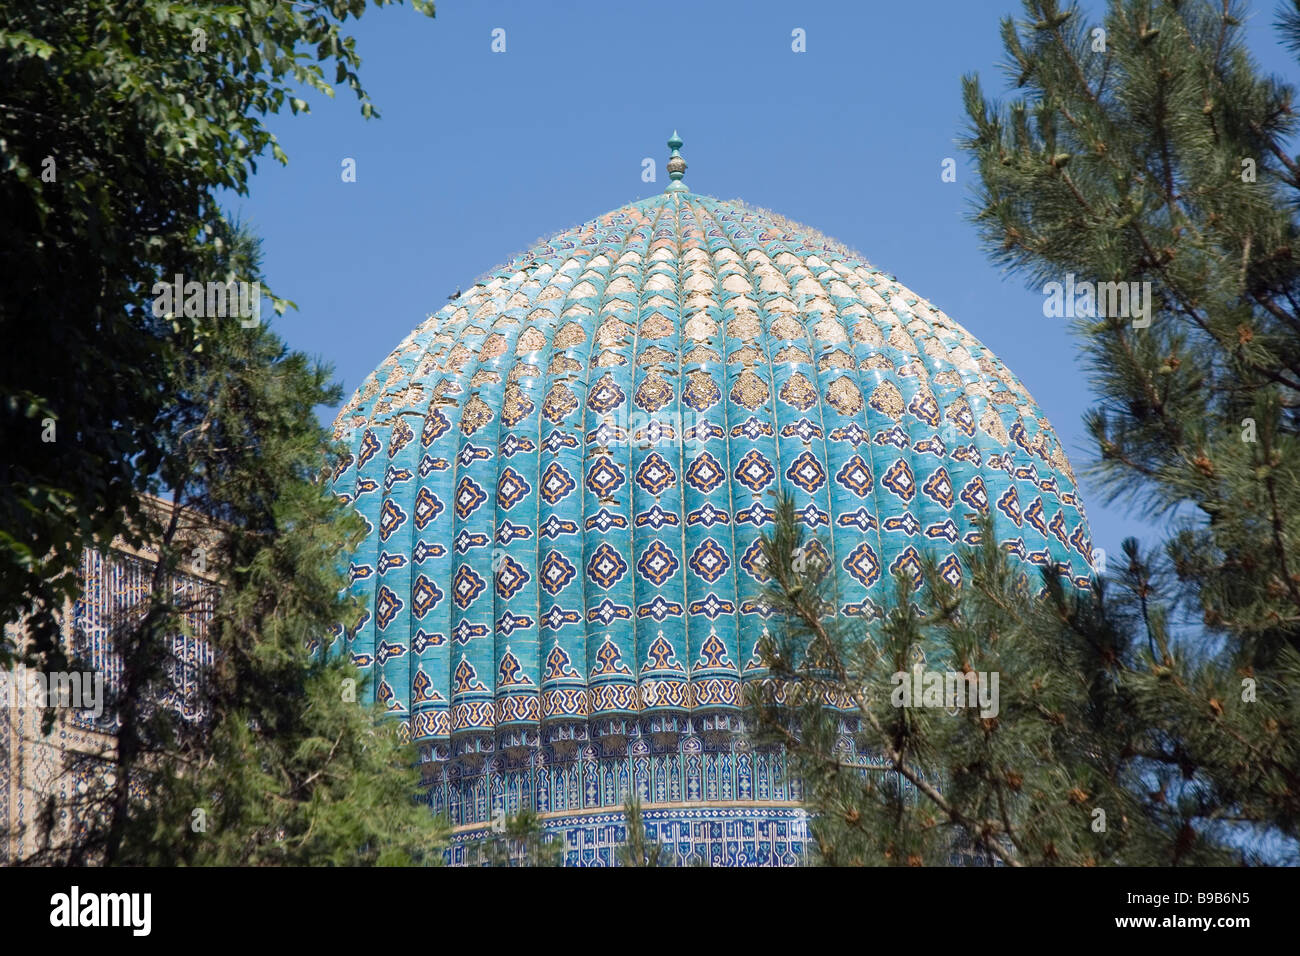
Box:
2;542;218;863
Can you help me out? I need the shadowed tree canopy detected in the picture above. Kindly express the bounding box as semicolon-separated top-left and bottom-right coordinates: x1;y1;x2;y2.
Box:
9;220;451;867
0;0;434;666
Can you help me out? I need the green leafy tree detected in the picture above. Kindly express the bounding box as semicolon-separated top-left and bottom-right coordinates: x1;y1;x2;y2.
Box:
11;223;449;866
0;0;434;668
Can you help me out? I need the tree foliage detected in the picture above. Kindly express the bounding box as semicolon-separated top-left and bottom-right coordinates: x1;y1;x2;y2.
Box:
962;0;1300;664
618;797;665;867
461;810;562;868
0;0;434;666
962;0;1300;847
11;223;449;866
753;495;1298;866
756;0;1300;867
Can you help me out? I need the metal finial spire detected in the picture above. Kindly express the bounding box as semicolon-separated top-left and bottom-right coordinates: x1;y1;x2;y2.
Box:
665;131;687;193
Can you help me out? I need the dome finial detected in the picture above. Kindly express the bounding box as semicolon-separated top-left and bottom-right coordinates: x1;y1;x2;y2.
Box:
665;131;687;193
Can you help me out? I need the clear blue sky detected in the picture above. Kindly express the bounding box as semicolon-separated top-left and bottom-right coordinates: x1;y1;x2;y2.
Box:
235;0;1300;568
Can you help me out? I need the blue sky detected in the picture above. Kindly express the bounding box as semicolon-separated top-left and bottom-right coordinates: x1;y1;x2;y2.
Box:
236;0;1300;567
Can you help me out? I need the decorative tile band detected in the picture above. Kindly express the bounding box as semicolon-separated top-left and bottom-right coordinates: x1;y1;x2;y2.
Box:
447;803;811;867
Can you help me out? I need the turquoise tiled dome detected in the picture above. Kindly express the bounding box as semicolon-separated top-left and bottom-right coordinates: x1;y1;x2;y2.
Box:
327;138;1092;864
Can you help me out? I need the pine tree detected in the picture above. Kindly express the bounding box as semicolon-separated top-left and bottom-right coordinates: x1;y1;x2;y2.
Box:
753;0;1300;866
619;797;665;867
962;0;1300;854
962;0;1300;665
464;810;562;867
752;495;1297;865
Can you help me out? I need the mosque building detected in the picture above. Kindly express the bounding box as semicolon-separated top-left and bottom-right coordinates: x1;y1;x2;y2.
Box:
328;135;1094;866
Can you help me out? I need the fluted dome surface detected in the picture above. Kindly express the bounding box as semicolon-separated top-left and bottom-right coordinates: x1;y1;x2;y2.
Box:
327;171;1092;861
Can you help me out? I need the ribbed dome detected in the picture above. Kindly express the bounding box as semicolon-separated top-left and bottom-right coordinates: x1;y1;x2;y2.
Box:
328;147;1095;862
328;170;1093;760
